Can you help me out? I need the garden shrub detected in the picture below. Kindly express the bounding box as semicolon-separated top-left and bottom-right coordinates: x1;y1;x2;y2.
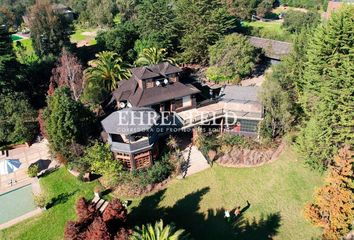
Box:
146;160;172;184
81;141;124;187
196;133;219;157
198;133;270;158
34;193;48;208
27;164;39;177
221;134;252;148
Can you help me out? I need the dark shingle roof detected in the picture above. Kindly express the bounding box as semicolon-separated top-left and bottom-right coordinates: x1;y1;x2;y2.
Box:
130;67;160;80
136;82;200;106
130;62;183;80
112;63;200;107
101;107;160;135
113;80;200;107
249;36;292;60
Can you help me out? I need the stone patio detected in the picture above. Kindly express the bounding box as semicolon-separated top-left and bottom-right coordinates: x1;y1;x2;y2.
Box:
180;145;210;178
0;139;57;192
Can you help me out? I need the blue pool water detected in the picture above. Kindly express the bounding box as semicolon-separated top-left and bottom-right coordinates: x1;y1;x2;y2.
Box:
0;184;37;224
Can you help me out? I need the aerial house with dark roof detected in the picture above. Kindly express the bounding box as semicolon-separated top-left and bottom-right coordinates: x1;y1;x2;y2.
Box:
101;62;265;170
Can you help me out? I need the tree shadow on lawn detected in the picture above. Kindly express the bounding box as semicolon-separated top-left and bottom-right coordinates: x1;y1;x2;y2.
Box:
128;187;281;240
46;190;78;209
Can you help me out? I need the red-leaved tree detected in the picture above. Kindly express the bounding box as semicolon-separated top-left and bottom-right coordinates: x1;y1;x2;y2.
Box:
64;221;83;240
75;198;96;223
64;197;129;240
103;199;127;223
86;218;111;240
305;146;354;240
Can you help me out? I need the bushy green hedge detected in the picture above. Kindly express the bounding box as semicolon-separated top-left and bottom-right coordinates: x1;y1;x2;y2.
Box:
133;153;173;187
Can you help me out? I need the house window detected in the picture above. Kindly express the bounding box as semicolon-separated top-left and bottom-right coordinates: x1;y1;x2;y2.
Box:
182;96;191;107
134;151;151;169
168;74;178;82
228;119;259;133
114;152;131;168
111;134;123;142
146;80;154;88
175;98;183;109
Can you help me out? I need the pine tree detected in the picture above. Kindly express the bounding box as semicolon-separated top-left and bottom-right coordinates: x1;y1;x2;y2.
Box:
175;0;237;64
305;146;354;239
0;27;23;93
297;6;354;170
43;87;95;159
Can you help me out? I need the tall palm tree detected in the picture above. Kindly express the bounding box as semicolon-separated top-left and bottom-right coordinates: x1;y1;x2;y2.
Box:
131;220;186;240
167;136;179;151
85;51;130;92
135;47;175;66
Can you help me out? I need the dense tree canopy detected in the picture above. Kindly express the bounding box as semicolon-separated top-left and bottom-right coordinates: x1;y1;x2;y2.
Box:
0;93;37;146
0;0;34;27
259;74;294;140
259;30;309;140
27;0;71;57
96;21;138;62
206;34;258;83
84;0;118;26
175;0;238;64
256;0;274;18
297;7;354;171
283;10;320;33
136;0;178;53
226;0;261;20
0;30;24;94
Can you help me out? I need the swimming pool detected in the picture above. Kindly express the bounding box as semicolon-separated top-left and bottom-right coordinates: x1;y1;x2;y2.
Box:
0;184;37;224
11;34;23;41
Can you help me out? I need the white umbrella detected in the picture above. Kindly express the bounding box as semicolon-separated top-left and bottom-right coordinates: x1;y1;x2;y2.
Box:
0;159;21;175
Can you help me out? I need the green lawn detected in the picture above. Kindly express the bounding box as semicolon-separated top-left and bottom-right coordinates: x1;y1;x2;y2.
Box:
243;21;293;42
0;146;323;240
0;168;98;240
12;38;36;60
127;146;323;240
70;27;98;46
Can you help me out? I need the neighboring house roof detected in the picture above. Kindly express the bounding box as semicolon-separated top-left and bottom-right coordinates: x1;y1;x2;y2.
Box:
101;107;160;135
323;0;353;19
52;3;73;12
130;62;183;80
221;86;263;119
113;62;200;107
249;36;292;60
222;86;260;102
